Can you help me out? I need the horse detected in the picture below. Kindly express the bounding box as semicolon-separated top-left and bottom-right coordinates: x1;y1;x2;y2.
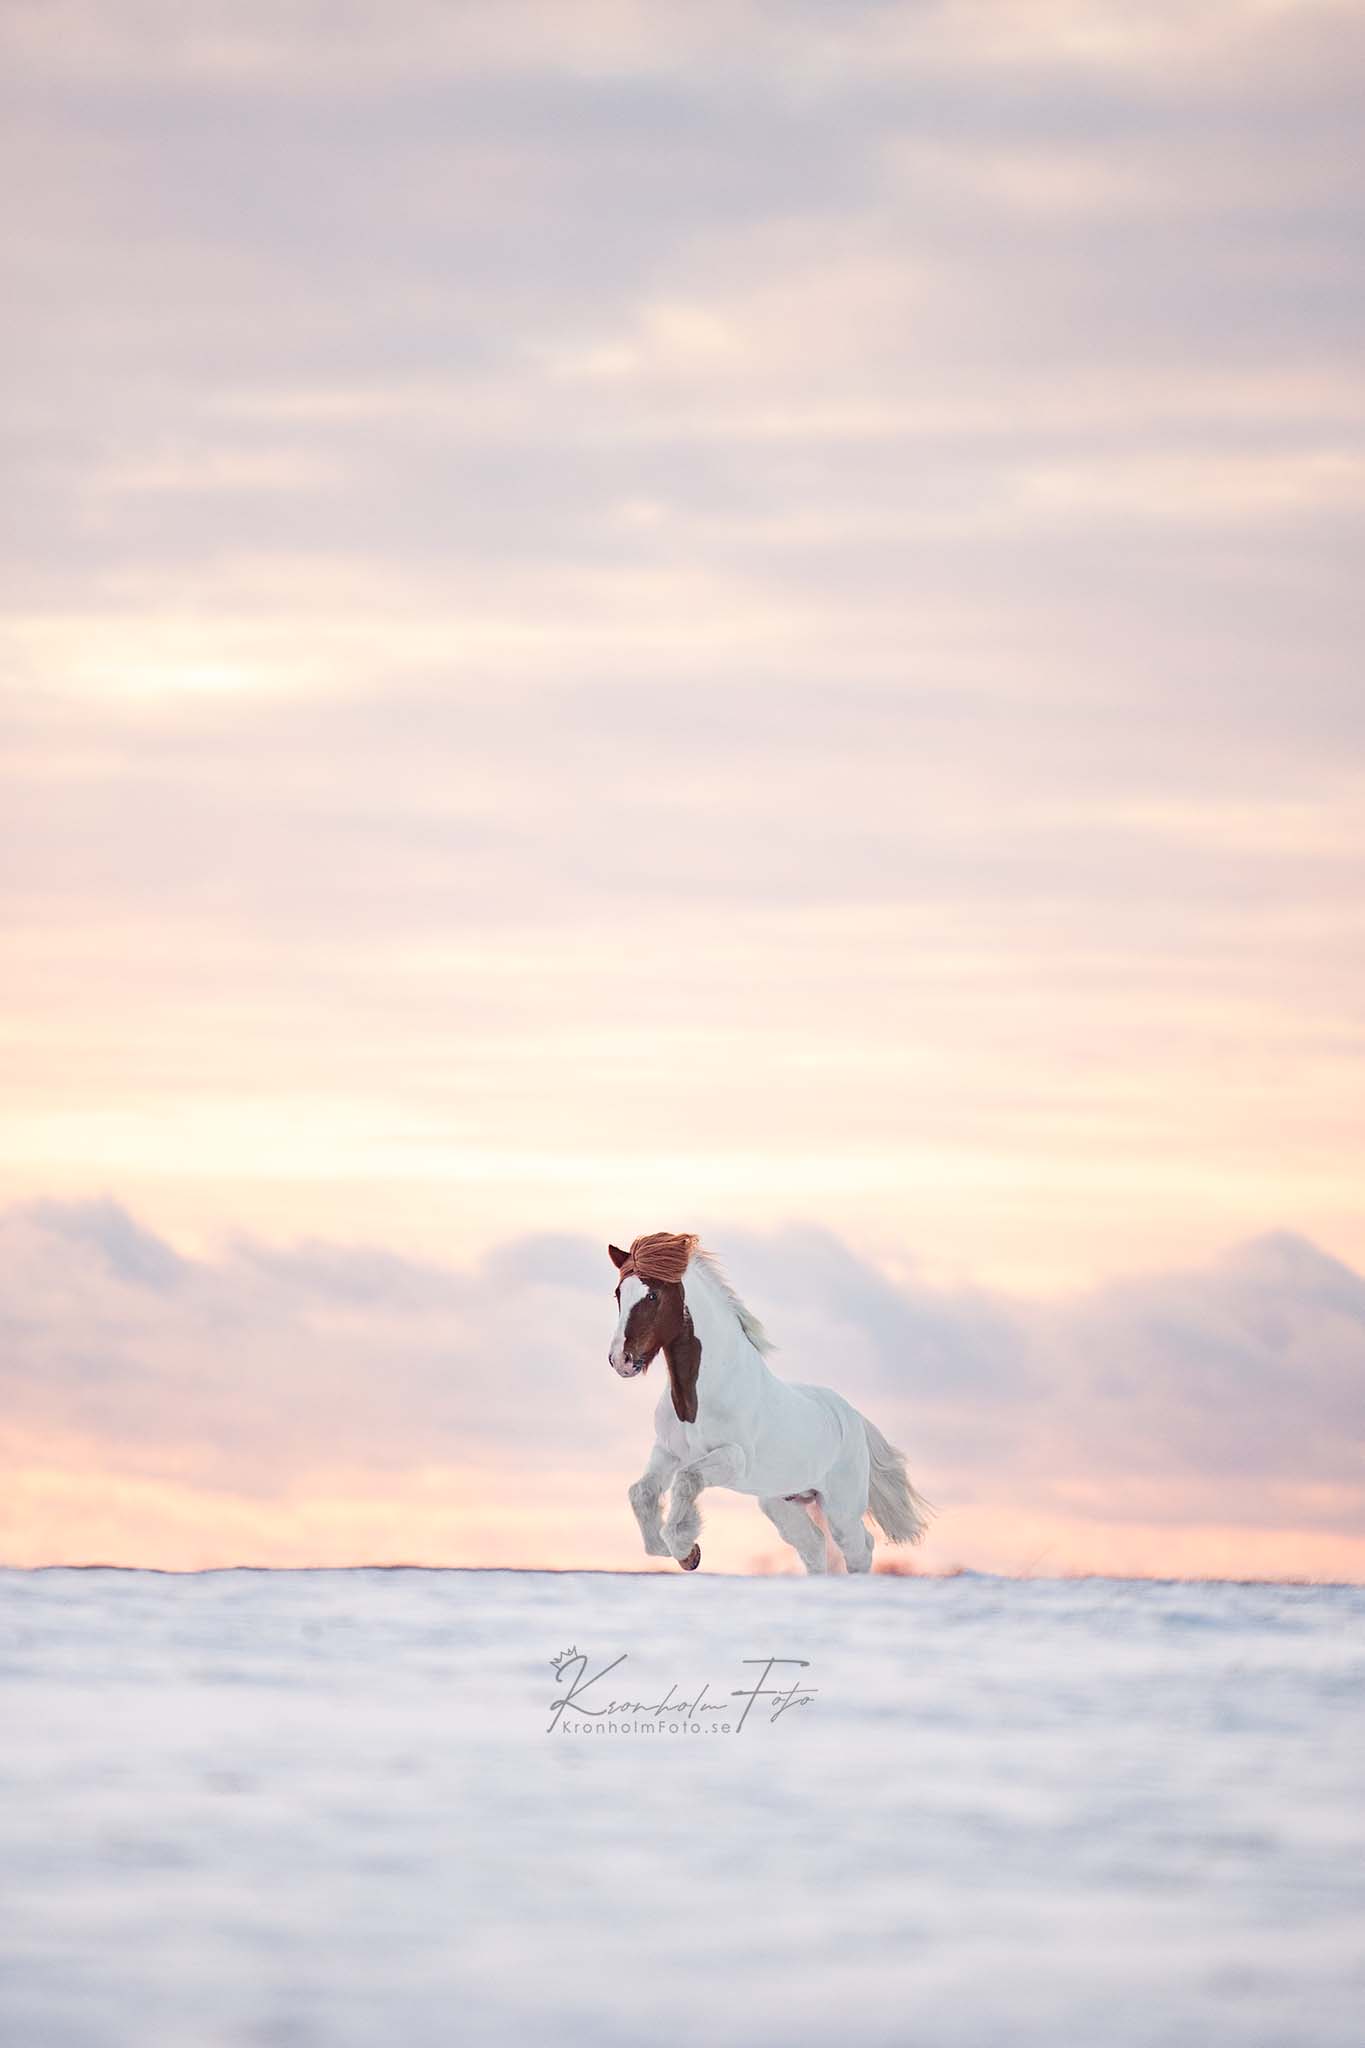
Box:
607;1232;931;1574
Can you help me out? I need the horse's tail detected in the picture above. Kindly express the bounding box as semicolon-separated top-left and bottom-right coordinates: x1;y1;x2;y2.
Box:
861;1414;932;1545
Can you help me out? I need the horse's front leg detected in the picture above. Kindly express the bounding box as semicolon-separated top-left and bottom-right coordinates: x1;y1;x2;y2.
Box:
662;1445;747;1572
628;1443;679;1558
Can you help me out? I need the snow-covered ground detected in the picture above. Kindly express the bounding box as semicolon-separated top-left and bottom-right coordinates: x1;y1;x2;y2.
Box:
2;1568;1362;2047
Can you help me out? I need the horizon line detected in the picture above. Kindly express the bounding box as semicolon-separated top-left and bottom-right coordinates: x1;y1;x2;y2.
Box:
3;1562;1360;1589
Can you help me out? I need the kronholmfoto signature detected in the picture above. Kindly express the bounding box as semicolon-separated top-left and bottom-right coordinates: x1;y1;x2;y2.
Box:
547;1646;816;1734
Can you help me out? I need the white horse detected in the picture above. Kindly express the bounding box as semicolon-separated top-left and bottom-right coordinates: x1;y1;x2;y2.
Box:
608;1232;930;1574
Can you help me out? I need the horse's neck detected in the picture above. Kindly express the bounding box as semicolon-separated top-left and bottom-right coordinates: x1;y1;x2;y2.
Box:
682;1266;767;1392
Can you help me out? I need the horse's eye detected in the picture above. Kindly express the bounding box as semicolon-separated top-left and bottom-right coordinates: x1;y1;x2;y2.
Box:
648;1290;658;1303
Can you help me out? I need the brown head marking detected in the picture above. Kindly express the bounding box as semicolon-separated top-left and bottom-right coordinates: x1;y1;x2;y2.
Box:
607;1233;703;1423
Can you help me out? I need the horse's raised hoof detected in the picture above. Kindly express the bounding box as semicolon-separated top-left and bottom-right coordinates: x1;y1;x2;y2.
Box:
679;1544;701;1572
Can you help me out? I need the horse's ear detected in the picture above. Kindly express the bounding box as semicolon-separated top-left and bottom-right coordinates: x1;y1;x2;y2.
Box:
608;1243;630;1271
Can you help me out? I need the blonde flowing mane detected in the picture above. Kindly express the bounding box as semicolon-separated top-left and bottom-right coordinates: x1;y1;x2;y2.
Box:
625;1232;775;1355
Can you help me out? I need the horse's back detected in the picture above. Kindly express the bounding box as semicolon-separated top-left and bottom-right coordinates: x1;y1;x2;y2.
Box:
791;1382;866;1456
740;1377;862;1496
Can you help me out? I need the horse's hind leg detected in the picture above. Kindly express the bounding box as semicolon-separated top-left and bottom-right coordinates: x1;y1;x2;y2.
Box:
629;1444;678;1558
759;1495;829;1575
821;1455;875;1574
823;1499;874;1573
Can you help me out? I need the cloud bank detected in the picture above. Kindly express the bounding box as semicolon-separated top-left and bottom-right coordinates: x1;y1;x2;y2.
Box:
3;1199;1361;1576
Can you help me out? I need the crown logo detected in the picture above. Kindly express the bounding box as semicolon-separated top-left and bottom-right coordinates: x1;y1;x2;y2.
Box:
552;1645;581;1674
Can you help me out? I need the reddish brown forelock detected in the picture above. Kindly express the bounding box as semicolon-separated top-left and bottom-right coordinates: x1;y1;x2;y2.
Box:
625;1232;698;1285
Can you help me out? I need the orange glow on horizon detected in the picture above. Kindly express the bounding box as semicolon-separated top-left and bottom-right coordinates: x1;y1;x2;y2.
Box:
5;1436;1362;1584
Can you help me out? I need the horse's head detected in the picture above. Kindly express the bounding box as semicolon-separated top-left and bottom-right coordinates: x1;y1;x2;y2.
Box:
606;1235;696;1378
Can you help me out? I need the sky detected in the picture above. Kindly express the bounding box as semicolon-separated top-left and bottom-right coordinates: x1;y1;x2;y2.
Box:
3;0;1363;1574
